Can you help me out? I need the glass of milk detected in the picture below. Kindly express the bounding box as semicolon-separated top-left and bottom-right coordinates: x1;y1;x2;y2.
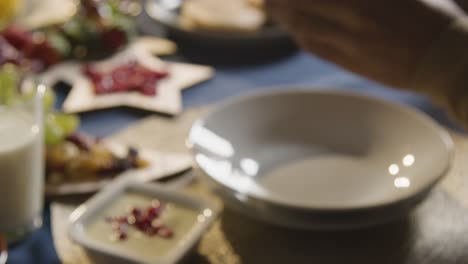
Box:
0;82;45;243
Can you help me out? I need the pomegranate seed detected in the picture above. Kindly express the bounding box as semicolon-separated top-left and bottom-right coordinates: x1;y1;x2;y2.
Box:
83;60;168;96
131;208;142;217
119;232;127;240
146;227;158;236
105;202;174;241
147;207;160;218
158;226;174;238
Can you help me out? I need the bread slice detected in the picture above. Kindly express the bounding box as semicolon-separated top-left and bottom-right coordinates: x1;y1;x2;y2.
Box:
179;0;266;33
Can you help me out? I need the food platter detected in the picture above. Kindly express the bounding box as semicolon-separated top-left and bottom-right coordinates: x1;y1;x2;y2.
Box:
45;140;193;196
144;0;293;50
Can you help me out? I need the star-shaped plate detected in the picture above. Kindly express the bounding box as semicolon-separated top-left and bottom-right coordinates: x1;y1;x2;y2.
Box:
40;37;214;115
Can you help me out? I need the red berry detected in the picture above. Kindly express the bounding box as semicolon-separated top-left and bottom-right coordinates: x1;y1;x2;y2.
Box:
105;203;173;241
146;207;160;219
119;232;127;240
131;208;142;217
158;226;173;238
146;227;158;236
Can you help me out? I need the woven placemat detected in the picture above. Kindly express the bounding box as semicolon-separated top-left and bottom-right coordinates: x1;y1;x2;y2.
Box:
52;107;468;264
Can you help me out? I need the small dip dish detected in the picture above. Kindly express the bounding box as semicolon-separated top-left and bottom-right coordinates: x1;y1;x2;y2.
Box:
68;177;217;264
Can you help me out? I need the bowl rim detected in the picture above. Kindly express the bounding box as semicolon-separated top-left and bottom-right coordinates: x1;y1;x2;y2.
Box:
188;88;455;212
204;172;433;229
67;175;218;264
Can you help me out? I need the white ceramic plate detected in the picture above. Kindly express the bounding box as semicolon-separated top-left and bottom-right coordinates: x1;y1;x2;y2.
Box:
45;141;193;196
68;177;217;264
189;89;454;229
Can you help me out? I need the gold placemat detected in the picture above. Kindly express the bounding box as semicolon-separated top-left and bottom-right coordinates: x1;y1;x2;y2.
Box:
52;107;468;264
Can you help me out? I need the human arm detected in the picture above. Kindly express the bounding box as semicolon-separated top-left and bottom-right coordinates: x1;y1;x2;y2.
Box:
266;0;468;126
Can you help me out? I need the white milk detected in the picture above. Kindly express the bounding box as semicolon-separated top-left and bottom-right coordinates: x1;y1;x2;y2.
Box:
0;108;43;232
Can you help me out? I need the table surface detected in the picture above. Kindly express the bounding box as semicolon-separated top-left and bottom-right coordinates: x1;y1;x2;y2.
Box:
7;12;462;264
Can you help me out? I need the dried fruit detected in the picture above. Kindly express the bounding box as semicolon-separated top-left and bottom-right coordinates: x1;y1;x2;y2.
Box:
46;132;149;184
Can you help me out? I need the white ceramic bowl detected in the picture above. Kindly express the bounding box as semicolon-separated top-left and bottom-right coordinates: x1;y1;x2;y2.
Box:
188;89;454;229
68;176;217;263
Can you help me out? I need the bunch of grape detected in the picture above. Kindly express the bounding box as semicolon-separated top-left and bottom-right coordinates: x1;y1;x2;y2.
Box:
0;63;80;145
41;0;137;61
0;0;138;74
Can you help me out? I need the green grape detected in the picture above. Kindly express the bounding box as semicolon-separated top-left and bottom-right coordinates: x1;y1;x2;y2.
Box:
45;114;66;145
62;17;93;42
21;82;56;110
53;113;80;135
45;113;80;145
0;64;79;146
45;30;72;57
0;63;20;105
42;87;56;110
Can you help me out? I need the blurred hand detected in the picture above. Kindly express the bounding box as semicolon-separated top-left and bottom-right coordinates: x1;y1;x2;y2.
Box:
266;0;457;89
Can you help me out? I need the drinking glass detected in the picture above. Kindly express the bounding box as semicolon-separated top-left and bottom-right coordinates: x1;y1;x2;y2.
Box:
0;79;45;243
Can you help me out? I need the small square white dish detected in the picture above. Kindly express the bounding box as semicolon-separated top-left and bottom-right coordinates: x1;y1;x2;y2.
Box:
68;176;217;264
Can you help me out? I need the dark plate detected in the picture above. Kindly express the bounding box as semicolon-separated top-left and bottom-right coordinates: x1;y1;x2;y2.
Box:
143;0;293;50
